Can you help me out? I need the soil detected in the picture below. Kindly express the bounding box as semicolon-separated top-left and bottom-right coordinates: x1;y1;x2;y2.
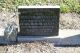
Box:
60;13;80;29
1;41;80;53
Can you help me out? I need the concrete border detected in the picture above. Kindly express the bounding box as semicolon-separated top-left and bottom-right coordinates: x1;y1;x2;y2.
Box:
17;29;80;45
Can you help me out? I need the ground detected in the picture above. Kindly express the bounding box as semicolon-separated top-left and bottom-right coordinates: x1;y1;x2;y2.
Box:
0;12;80;53
1;42;80;53
60;13;80;29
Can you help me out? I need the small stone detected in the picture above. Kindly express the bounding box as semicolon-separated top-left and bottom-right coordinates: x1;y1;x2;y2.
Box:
4;22;18;42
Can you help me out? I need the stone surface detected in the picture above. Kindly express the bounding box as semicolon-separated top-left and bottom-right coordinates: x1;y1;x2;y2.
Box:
0;46;5;53
18;29;80;45
4;23;18;42
0;27;5;36
18;6;60;36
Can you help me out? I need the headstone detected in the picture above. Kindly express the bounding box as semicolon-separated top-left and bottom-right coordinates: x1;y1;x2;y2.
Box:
18;6;60;36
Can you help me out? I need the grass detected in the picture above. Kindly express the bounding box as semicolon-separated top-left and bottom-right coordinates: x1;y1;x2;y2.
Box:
0;0;80;13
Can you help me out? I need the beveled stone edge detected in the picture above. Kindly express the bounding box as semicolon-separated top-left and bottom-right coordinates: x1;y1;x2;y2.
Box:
18;5;60;9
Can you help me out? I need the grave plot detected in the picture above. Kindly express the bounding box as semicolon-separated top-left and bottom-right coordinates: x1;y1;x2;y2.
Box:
18;6;60;36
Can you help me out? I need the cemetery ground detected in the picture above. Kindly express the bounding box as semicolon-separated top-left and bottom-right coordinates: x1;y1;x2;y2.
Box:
0;12;80;53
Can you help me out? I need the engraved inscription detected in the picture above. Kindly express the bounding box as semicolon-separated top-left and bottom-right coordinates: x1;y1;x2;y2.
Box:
18;8;60;36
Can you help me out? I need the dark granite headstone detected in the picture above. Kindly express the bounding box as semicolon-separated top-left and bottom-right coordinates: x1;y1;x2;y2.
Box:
18;6;60;36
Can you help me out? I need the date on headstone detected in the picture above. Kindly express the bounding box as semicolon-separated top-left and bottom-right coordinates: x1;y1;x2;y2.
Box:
18;6;60;36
